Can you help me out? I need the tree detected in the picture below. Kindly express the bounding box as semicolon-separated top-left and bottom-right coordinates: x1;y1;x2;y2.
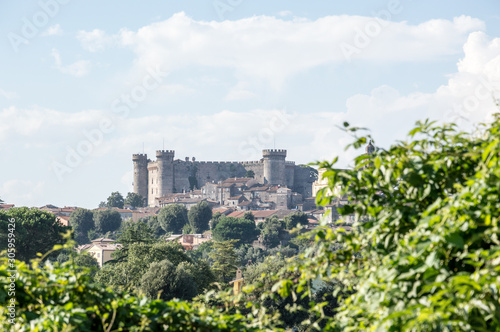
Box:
210;211;222;230
98;201;106;208
245;170;255;178
0;197;4;204
209;240;239;284
212;216;259;246
96;241;214;298
93;209;122;234
118;220;155;245
243;211;255;222
282;211;308;230
106;191;124;209
140;259;197;301
73;253;99;279
69;208;94;244
0;207;70;262
188;201;212;233
144;215;166;238
124;192;145;208
260;216;282;248
158;204;188;234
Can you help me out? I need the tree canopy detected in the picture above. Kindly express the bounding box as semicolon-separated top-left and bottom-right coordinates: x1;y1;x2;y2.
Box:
69;208;94;244
93;209;122;234
158;204;188;234
187;201;212;233
0;207;70;262
212;216;259;245
106;191;124;209
124;192;146;208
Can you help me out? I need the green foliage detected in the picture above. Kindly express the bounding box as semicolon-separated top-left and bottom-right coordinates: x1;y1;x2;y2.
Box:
69;208;94;244
118;220;155;245
212;217;259;246
282;211;308;230
188;201;212;233
209;240;239;284
124;192;145;208
245;170;255;178
158;204;188;234
259;216;283;248
0;243;274;331
182;222;193;234
0;207;70;262
210;211;223;230
141;215;166;238
271;116;500;330
243;255;310;329
73;252;99;278
106;191;124;209
96;240;215;299
140;259;197;301
93;209;122;234
188;240;214;262
243;211;255;222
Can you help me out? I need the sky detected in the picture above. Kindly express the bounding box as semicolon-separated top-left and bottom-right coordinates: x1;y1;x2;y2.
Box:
1;0;500;208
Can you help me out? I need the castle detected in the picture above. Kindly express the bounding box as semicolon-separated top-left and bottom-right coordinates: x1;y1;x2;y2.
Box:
133;149;316;206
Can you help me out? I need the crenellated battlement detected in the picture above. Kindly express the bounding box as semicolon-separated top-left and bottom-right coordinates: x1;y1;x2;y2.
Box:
133;153;148;162
263;149;287;158
285;161;295;165
156;150;175;159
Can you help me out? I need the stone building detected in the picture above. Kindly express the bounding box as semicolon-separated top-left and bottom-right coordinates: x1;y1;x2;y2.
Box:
133;149;316;207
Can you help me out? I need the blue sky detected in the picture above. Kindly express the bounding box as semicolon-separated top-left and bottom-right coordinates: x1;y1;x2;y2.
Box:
1;0;499;208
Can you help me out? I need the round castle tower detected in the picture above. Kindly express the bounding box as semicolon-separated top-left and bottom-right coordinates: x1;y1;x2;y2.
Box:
132;154;148;203
156;150;175;197
263;149;287;185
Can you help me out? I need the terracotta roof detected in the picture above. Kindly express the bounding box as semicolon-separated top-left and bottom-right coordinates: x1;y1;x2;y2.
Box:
212;208;234;215
227;195;243;200
227;210;279;219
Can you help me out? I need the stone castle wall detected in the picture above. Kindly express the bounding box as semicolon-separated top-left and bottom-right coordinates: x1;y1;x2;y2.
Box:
134;149;315;206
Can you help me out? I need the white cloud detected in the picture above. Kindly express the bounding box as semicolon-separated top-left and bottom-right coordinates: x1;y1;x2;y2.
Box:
0;180;45;207
160;83;196;95
0;106;104;147
91;13;483;88
42;24;63;36
343;32;500;144
224;81;257;101
278;10;292;17
0;88;17;100
51;48;91;77
77;29;114;52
